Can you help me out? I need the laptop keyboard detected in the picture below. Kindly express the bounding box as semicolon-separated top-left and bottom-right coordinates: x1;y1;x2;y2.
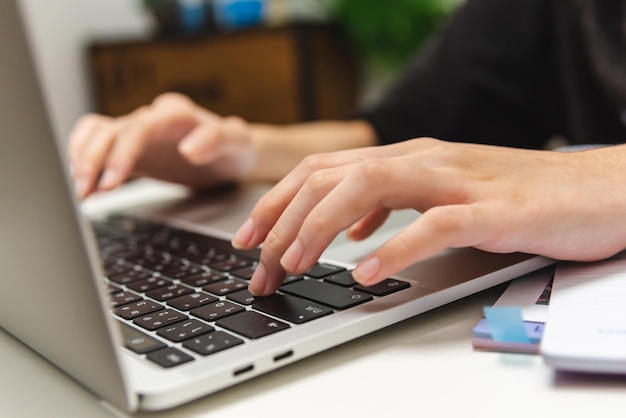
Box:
93;215;410;368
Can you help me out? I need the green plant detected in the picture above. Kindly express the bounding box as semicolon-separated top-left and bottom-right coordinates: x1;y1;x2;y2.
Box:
332;0;459;71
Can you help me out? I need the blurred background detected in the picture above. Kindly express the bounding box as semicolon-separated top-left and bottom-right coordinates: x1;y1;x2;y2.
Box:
20;0;462;148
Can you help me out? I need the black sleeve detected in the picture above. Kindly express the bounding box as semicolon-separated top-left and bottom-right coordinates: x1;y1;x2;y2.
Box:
359;0;557;149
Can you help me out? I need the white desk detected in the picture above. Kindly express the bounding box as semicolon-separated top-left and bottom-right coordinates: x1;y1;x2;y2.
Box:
4;284;626;418
4;180;626;417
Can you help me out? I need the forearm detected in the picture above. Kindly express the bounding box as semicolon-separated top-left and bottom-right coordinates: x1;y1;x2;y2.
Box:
245;119;378;182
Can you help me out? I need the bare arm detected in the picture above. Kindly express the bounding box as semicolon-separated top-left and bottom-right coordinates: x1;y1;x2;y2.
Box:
246;120;377;182
68;93;377;198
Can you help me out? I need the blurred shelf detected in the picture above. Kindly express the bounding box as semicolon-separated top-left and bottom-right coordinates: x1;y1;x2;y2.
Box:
89;24;359;123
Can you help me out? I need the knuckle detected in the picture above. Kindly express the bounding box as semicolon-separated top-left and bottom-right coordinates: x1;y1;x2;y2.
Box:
409;137;444;156
350;159;391;188
307;168;330;188
152;92;192;108
300;153;330;173
223;115;245;126
425;207;463;234
257;189;286;216
76;113;108;130
304;168;336;196
414;137;440;147
221;115;249;141
305;207;327;233
128;105;150;119
262;227;287;258
356;158;387;178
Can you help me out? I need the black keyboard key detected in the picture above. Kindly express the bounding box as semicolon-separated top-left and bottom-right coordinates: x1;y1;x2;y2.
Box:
230;266;256;280
119;323;166;354
226;289;266;306
127;250;174;273
283;274;305;285
228;267;303;285
323;270;357;287
133;309;188;331
147;347;194;368
191;300;244;321
185;250;229;266
282;279;372;310
167;292;218;310
305;263;346;278
108;268;153;285
107;284;122;294
103;260;132;277
217;311;290;339
354;278;411;296
183;331;244;356
180;271;228;287
202;278;248;296
109;291;142;308
210;256;253;272
127;276;172;293
157;319;214;342
253;294;333;324
146;283;193;301
160;262;205;280
115;300;163;319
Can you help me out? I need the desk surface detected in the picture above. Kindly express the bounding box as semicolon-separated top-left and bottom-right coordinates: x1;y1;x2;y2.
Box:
4;180;626;417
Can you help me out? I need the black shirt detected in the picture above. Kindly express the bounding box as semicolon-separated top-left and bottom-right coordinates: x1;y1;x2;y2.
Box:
360;0;626;148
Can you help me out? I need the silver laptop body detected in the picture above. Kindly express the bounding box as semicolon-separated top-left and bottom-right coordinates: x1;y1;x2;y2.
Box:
0;1;555;412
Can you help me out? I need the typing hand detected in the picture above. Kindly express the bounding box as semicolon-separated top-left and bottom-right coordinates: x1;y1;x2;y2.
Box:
232;138;626;296
68;93;255;198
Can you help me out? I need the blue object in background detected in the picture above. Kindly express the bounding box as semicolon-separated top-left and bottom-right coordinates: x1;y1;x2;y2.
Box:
214;0;265;28
178;0;209;33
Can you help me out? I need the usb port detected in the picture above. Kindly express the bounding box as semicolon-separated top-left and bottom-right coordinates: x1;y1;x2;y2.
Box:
273;350;294;362
233;364;254;376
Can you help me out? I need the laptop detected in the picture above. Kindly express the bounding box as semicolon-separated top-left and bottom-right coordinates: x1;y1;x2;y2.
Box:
0;0;556;413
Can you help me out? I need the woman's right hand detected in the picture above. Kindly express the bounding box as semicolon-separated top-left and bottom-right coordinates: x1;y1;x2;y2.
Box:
68;92;256;198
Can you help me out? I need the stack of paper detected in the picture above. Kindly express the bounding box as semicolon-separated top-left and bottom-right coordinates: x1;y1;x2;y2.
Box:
541;253;626;374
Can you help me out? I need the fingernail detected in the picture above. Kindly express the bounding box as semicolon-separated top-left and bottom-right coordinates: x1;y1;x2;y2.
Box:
232;218;255;249
353;256;381;285
98;169;122;190
281;238;304;272
248;262;267;296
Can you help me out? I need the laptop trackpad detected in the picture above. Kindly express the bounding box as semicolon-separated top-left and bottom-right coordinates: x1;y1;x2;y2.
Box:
323;209;534;292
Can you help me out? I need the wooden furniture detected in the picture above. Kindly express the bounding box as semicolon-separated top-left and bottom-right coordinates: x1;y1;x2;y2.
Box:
88;24;359;123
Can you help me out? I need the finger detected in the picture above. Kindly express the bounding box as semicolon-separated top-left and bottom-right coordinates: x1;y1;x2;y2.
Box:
346;208;391;241
177;122;220;165
99;97;211;190
352;204;491;286
233;147;384;250
248;166;347;296
97;113;152;191
266;146;487;282
68;114;112;197
74;123;120;197
247;154;419;295
67;114;111;165
278;160;400;275
178;116;249;166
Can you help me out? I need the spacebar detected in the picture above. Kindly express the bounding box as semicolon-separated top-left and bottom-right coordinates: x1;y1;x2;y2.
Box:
281;279;372;310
